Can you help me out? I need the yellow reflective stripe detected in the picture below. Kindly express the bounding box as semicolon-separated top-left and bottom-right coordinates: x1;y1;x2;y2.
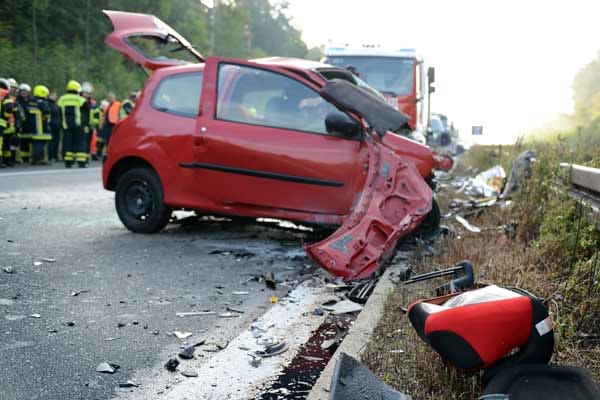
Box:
0;119;6;128
29;108;43;134
57;94;85;128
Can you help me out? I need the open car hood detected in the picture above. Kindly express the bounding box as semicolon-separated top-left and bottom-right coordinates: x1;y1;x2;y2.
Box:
322;79;410;136
103;10;203;71
306;141;433;280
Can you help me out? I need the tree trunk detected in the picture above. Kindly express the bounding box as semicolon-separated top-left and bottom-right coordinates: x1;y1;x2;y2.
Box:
32;0;38;76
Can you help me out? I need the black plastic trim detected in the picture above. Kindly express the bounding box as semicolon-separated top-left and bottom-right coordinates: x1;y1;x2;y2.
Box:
179;162;345;187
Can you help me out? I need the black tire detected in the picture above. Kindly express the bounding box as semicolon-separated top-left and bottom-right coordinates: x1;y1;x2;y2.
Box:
419;197;441;232
115;167;171;233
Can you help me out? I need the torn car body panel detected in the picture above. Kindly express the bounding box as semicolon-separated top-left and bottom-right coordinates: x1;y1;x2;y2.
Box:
306;141;433;280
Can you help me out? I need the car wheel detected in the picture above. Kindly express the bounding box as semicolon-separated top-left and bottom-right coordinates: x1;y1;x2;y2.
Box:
115;167;171;233
419;197;441;232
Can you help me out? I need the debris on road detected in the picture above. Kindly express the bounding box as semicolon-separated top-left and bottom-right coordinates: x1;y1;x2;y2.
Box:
460;165;506;198
96;362;120;374
173;331;192;339
3;266;14;274
264;272;277;290
248;354;262;368
164;358;179;372
40;257;57;263
269;296;279;304
330;353;412;400
226;306;245;314
70;290;89;297
117;322;126;328
455;215;482;233
29;313;41;318
180;370;198;378
178;346;195;360
118;380;140;388
33;261;42;266
218;312;239;318
105;337;121;342
347;280;376;304
321;299;363;315
255;341;288;358
176;311;216;317
233;291;250;296
62;321;75;327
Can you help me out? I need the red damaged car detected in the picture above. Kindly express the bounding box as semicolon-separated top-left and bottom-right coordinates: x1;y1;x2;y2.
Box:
102;11;449;280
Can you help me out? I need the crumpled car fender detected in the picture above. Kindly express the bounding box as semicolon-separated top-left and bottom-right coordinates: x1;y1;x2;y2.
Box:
305;141;433;280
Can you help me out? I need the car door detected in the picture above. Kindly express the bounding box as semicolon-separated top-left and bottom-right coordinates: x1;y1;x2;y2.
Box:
186;57;367;216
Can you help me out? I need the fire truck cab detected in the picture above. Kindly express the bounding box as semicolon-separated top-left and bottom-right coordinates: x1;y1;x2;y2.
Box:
324;45;431;144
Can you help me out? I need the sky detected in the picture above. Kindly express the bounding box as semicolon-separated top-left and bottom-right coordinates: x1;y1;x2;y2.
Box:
286;0;600;144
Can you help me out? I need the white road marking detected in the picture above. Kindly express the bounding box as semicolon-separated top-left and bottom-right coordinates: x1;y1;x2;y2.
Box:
0;167;101;178
114;281;330;400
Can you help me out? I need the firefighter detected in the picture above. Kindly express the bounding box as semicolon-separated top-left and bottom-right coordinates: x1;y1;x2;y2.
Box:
120;91;137;119
80;82;101;163
16;83;32;163
0;78;10;168
98;92;120;158
1;79;18;166
47;91;62;162
27;85;52;165
57;80;89;168
8;78;18;97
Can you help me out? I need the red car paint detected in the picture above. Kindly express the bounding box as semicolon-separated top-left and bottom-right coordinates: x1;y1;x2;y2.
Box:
102;10;435;280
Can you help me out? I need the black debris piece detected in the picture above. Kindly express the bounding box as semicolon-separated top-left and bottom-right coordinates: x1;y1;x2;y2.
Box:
179;346;195;360
164;358;179;372
118;380;140;388
264;272;277;290
330;353;411;400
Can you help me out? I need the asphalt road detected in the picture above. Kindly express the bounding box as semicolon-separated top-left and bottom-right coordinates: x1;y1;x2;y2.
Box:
0;162;318;400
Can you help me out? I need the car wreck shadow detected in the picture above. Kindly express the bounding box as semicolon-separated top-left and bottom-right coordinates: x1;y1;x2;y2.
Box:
163;212;336;245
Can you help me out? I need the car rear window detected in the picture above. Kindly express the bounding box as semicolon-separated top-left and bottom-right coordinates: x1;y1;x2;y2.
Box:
151;72;203;118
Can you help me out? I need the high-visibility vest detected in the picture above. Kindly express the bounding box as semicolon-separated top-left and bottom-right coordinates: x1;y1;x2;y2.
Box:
120;99;135;119
106;101;121;125
57;92;86;129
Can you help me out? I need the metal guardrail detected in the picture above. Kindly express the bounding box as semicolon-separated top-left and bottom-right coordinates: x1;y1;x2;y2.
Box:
560;163;600;229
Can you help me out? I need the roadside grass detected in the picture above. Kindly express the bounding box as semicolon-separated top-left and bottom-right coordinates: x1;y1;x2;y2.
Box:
362;142;600;400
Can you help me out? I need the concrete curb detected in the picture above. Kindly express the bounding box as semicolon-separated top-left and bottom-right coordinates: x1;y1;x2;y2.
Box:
307;261;406;400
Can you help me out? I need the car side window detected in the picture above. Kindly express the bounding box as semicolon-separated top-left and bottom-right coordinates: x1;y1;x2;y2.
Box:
216;63;338;135
152;72;203;118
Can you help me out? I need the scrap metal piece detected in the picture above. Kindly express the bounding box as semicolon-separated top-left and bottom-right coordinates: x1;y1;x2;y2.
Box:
329;353;412;400
306;144;432;280
455;215;481;233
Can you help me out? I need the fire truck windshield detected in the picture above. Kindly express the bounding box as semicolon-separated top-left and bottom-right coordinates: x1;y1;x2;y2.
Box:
324;56;414;97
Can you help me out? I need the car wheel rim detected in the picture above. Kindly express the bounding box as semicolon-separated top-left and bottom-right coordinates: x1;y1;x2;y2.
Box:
124;179;154;221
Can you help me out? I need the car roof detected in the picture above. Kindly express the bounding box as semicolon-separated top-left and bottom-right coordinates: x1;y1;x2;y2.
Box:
251;56;331;71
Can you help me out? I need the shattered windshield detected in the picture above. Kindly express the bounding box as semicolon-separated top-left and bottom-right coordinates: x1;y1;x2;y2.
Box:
127;35;198;64
324;56;415;96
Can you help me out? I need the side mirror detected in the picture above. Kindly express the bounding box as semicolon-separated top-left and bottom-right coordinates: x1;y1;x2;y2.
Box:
325;111;361;138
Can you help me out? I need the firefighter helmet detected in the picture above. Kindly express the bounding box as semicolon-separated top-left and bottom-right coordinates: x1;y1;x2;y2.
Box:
0;78;9;90
7;78;18;88
81;81;94;94
33;85;50;99
18;83;31;93
66;80;82;93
